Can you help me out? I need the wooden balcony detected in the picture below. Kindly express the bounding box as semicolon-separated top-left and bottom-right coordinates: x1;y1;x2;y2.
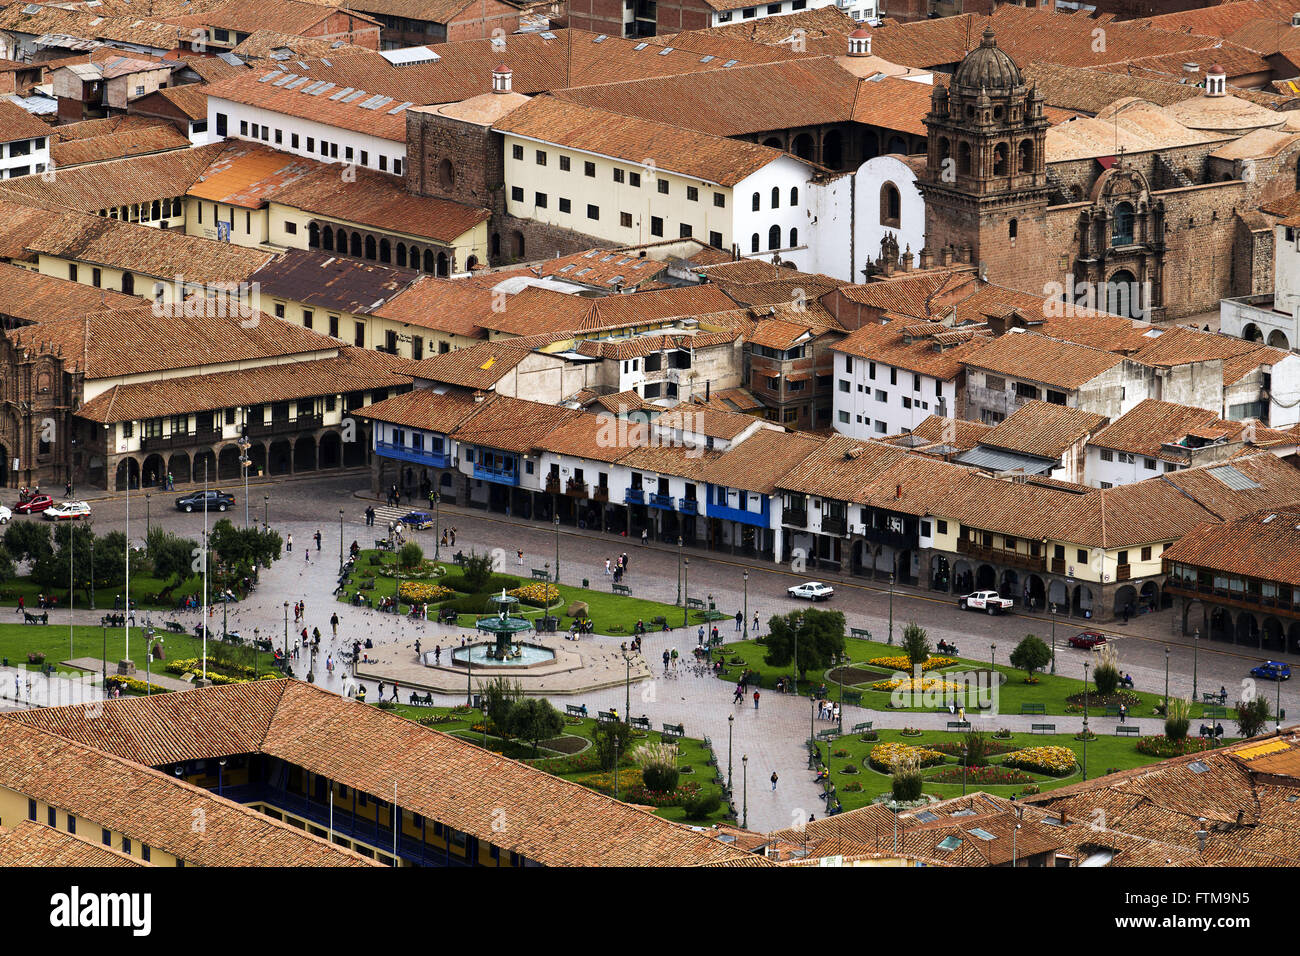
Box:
565;481;588;498
544;476;561;494
956;537;1046;572
593;486;609;502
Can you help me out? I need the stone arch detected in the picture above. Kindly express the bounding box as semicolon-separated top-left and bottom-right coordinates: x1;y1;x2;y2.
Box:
466;255;478;270
880;181;901;227
379;238;391;264
114;457;140;491
1268;329;1290;349
322;224;334;251
1025;573;1046;610
862;130;879;159
1139;580;1158;611
438;158;455;189
396;242;407;268
349;232;362;257
364;235;377;260
422;248;435;273
791;132;815;161
511;232;524;259
930;554;951;591
762;136;783;149
217;444;243;480
975;563;997;590
993;142;1008;176
1113;584;1137;616
1209;606;1232;642
437;251;449;277
248;442;266;477
1048;578;1068;609
309;222;321;248
958;141;972;176
1072;584;1095;619
319;430;342;469
822;128;844;169
1106;269;1140;319
293;435;316;472
268;439;292;476
121;272;134;295
1242;322;1264;343
192;449;216;483
167;452;191;485
953;560;973;594
1288;621;1300;655
1236;610;1260;647
343;429;367;467
1018;138;1034;173
886;135;907;155
141;453;165;487
1262;615;1284;652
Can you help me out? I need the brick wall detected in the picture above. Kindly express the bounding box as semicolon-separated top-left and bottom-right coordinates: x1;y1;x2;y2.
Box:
566;0;625;34
406;108;501;209
446;0;523;41
494;213;609;264
653;0;713;33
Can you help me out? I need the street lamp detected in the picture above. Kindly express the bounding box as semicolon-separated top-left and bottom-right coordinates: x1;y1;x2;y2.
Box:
283;601;289;663
1164;646;1170;711
1192;627;1200;700
1050;603;1056;675
1012;823;1022;866
622;646;632;724
743;570;749;637
1083;661;1091;781
961;745;968;795
990;642;996;672
145;627;155;696
433;492;441;561
263;495;269;531
727;713;734;793
683;557;690;627
888;572;895;644
676;535;683;605
553;513;560;584
145;493;151;543
237;435;251;526
741;754;748;829
338;509;345;574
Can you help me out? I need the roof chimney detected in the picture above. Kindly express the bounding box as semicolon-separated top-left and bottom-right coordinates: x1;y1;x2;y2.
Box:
895;483;902;498
848;27;872;57
492;64;512;94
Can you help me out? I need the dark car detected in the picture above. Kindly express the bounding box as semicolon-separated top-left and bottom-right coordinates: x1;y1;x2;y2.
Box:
175;490;235;513
14;494;54;514
1068;631;1108;650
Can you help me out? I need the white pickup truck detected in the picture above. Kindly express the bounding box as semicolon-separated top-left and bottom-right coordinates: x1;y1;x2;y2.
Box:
958;591;1014;614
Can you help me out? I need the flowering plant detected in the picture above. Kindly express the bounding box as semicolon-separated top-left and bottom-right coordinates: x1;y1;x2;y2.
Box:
1002;746;1077;776
868;742;944;773
869;655;957;672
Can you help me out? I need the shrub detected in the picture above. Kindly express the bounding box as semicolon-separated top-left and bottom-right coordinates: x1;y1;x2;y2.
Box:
460;550;496;592
682;791;722;820
1164;696;1191;741
901;621;930;669
592;720;634;771
962;730;992;767
1135;735;1211;758
1235;697;1271;739
1093;643;1121;696
891;749;923;802
1010;635;1051;680
398;581;453;604
1003;746;1077;777
633;741;680;792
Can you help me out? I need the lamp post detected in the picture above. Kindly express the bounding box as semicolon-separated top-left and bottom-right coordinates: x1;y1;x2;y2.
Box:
613;735;621;800
836;649;844;734
962;745;968;795
622;646;632;724
727;713;734;793
237;436;251;526
990;642;996;672
101;623;107;690
466;647;473;708
743;570;749;636
283;601;289;662
263;495;269;532
742;754;748;829
145;493;151;543
676;535;683;605
68;520;75;661
1083;661;1091;781
1050;603;1056;675
553;513;560;584
683;557;689;627
433;492;441;561
1012;823;1022;866
888;572;895;644
1277;666;1283;734
145;627;155;696
1192;627;1200;700
793;610;800;695
809;693;816;770
1164;647;1170;711
253;627;259;679
89;530;95;611
338;509;345;574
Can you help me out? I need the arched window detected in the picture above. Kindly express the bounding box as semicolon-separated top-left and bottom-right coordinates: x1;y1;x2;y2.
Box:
993;142;1008;176
790;186;798;206
151;200;161;220
121;272;134;295
349;232;362;257
438;158;455;189
958;142;972;176
789;227;798;247
1009;218;1018;240
396;243;407;267
1113;202;1134;246
752;192;761;212
437;251;449;277
364;235;377;260
423;248;436;272
309;222;321;248
466;255;478;270
379;238;391;264
880;182;901;228
768;224;781;250
771;186;780;209
751;233;760;253
1018;139;1034;173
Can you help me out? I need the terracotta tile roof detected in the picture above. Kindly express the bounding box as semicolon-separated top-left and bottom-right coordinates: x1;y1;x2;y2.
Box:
1022;61;1216;113
1128;326;1289;384
697;259;788;284
747;317;812;351
1092;41;1272;83
163;0;379;38
153;81;209;119
828;268;981;319
0;98;52;144
895;414;993;452
699;426;826;493
539;248;670;290
230;29;371;61
478;284;738;337
1163;508;1300;584
695;385;764;413
76;347;412;423
205;67;409;142
406;339;534;389
527;409;634;464
0;199;69;259
178;54;249;84
10;304;334;378
50;114;166;143
24;210;273;284
1089;399;1248;460
964;332;1125;390
831;320;991;380
449;393;578;454
0;821;144;867
850;73;936;136
581;388;658;415
573;328;738;360
51;122;190;168
655;403;766;441
0;5;188;52
620;441;724;481
370;273;506;339
661;5;855;51
0;260;140;324
0;715;377;867
353;385;482;434
980;400;1109;460
252;248;416;313
267;164;490;244
494;94;790;187
0;140;225;213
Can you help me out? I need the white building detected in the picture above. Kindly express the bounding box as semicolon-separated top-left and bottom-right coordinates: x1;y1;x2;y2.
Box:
853;153;925;272
1221;216;1300;350
0;100;50;179
709;0;877;28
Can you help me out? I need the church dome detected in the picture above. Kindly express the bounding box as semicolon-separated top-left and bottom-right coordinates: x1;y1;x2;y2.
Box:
953;27;1022;92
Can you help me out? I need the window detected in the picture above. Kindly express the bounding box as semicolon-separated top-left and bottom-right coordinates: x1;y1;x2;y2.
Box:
1008;218;1017;240
48;806;56;826
68;263;77;282
1014;381;1039;401
535;192;547;208
1100;449;1114;462
1113;202;1134;246
880;182;901;227
687;185;698;201
619;211;633;228
584;161;596;177
276;129;283;145
744;6;757;16
291;132;299;148
274;303;285;318
303;309;313;329
1144;457;1157;470
657;179;669;195
216;112;227;136
535;149;547;166
750;233;759;253
679;223;693;238
790;186;798;205
102;828;112;847
874;420;887;433
329;315;339;337
771;186;779;208
709;230;722;248
511;186;524;202
937;520;948;535
92;268;101;288
613;168;625;184
587;204;600;220
141;845;150;862
714;192;725;207
838;410;850;423
307;137;315;152
752;192;761;212
394;158;402;176
890;368;897;386
768;2;781;11
1141;546;1152;562
122;837;131;855
239;119;248;136
875;389;886;402
1118;452;1135;464
512;144;523;160
559;155;570;171
360;150;368;166
629;172;640;187
67;816;76;835
560;198;571;213
1045;389;1066;405
768;224;780;250
838;380;850;392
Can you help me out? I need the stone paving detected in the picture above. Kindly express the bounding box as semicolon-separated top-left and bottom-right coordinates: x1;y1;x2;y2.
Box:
12;472;1299;833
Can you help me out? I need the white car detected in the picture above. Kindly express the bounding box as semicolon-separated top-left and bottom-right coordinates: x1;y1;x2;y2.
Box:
788;581;834;601
0;505;9;524
44;500;91;521
959;590;1014;614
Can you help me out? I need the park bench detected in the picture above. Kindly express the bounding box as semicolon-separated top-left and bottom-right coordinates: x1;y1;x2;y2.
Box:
1202;705;1228;719
22;611;47;625
947;721;971;731
1020;703;1046;715
101;614;125;627
630;716;651;731
661;722;685;740
1104;705;1122;718
598;710;618;723
1115;725;1139;736
565;704;587;718
1031;723;1057;734
1202;691;1228;706
849;627;872;640
437;608;458;625
650;615;666;629
357;578;375;591
374;538;392;551
531;569;550;581
816;728;839;740
164;621;185;634
685;597;705;611
254;639;274;652
842;690;863;706
612;583;632;597
852;721;873;733
821;785;837;803
408;692;434;707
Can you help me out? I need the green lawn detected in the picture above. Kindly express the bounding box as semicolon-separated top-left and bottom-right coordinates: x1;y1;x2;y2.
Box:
715;635;1230;720
377;701;732;825
0;573;212;612
339;551;721;636
815;727;1235;813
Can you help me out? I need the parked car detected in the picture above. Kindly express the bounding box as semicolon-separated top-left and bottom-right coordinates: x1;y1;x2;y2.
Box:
1068;631;1108;650
44;500;91;520
787;581;834;601
175;490;235;513
0;504;10;524
14;495;54;514
400;511;434;530
1250;661;1291;681
959;591;1014;614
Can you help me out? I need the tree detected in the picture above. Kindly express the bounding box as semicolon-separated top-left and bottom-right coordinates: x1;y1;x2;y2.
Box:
398;541;424;572
0;543;14;582
1010;635;1051;680
891;749;923;802
93;531;127;589
962;730;991;767
208;519;281;585
902;621;930;669
147;526;200;583
32;524;93;592
480;676;524;736
1235;696;1271;739
507;698;564;756
762;608;847;678
3;520;50;563
591;719;633;771
461;550;494;591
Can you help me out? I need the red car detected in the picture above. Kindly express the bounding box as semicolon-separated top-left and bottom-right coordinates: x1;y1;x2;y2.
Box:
14;495;54;514
1069;631;1108;650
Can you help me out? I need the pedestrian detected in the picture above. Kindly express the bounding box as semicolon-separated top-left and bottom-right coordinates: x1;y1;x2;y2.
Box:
711;626;719;644
16;595;23;613
330;612;339;637
450;527;457;546
286;533;293;552
517;549;524;566
378;680;386;699
670;647;679;670
621;552;629;571
753;689;760;710
305;548;310;563
391;681;399;702
435;645;441;664
640;528;648;545
735;610;743;632
697;625;704;646
770;771;778;791
605;558;611;576
315;530;322;550
414;638;421;659
1119;703;1127;723
752;612;759;633
65;479;72;497
733;684;744;705
662;649;670;674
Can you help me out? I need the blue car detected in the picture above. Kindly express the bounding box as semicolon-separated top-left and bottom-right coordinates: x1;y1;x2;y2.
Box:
400;511;433;530
1250;661;1291;681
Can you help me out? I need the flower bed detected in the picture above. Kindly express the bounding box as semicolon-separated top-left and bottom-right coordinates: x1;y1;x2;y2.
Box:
398;581;454;604
929;765;1034;785
930;740;1014;758
1135;735;1212;758
105;675;170;696
868;655;958;673
870;677;967;693
868;742;945;773
509;583;559;606
1002;746;1077;777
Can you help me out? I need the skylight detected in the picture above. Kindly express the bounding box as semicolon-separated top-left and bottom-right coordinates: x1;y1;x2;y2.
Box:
937;836;962;851
969;828;997;841
1189;761;1210;773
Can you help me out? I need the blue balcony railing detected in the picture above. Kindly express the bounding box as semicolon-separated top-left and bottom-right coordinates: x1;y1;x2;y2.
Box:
679;498;698;515
648;493;675;510
625;488;644;505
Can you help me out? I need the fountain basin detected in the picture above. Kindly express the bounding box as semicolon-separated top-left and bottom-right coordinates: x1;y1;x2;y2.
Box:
445;643;557;668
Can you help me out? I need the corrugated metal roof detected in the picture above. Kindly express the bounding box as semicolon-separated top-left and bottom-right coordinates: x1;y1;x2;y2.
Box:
953;447;1054;474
